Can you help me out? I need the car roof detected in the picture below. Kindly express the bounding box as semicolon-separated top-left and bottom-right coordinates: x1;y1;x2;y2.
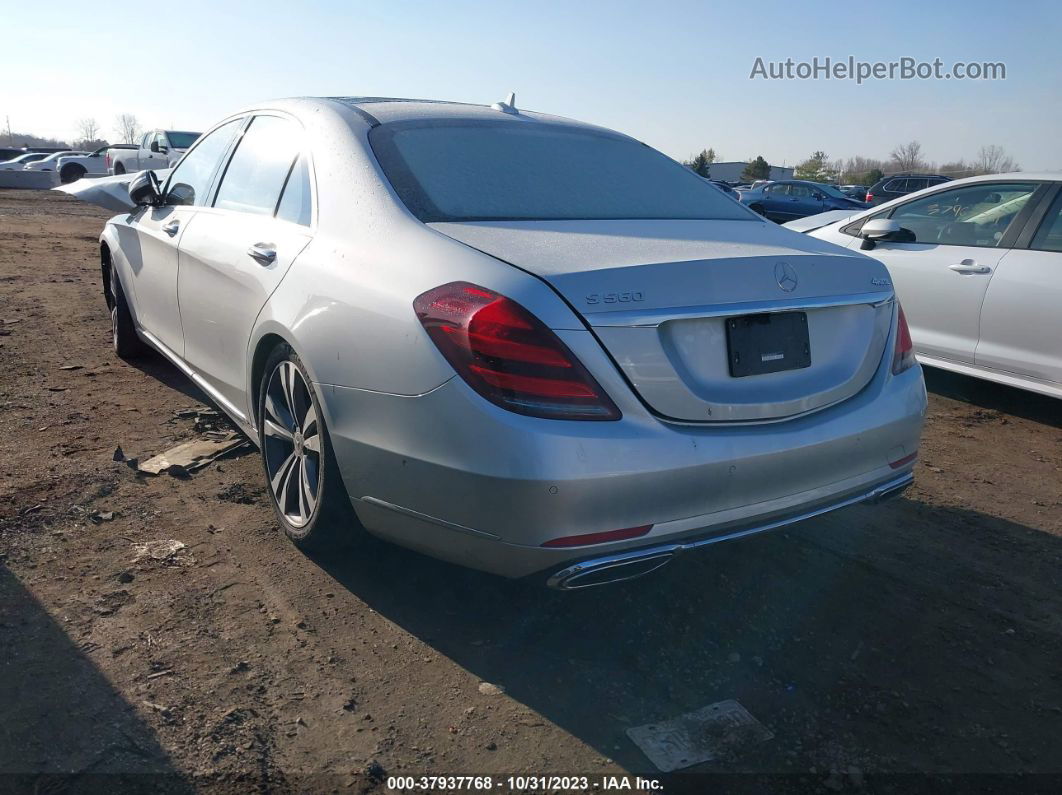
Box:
322;95;623;136
900;172;1059;184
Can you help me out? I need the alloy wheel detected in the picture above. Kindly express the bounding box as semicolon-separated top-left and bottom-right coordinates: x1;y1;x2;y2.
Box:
262;361;321;528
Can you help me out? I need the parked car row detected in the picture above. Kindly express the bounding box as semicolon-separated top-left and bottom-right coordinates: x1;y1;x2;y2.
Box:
0;130;201;184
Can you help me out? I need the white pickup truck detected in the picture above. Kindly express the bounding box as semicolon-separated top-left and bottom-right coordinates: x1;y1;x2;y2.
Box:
106;130;201;175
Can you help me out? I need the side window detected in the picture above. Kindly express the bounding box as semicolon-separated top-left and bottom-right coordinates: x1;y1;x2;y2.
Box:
907;178;928;192
163;119;242;207
884;179;907;193
789;184;812;199
139;133;151;149
276;156;312;226
888;182;1039;247
766;184;788;196
154;132;169;150
213;116;302;216
1029;192;1062;252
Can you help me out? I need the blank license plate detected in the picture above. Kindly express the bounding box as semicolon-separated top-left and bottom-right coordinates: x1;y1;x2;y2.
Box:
726;311;811;377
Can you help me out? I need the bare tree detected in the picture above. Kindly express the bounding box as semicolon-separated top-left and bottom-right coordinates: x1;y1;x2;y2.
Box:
973;145;1018;175
889;141;927;173
76;117;100;142
939;160;976;178
114;113;141;144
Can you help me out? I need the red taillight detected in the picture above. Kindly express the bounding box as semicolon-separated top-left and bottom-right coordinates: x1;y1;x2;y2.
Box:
892;303;916;374
542;525;653;548
865;193;873;202
414;282;620;420
104;153;111;169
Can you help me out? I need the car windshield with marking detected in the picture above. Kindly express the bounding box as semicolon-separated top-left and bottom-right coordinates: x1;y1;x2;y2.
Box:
370;120;752;222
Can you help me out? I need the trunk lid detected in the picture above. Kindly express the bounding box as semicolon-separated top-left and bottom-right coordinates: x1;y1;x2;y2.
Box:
430;219;895;422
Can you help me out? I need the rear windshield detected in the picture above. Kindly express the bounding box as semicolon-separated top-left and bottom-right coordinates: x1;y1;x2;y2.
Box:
167;132;201;148
370;121;752;222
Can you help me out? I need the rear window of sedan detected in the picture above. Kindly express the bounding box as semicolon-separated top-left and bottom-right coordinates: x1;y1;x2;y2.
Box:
370;120;751;222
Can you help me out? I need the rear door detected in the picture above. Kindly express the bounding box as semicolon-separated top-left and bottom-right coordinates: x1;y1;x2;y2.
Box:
788;184;825;219
760;183;789;218
976;186;1062;386
122;118;243;354
176;114;313;417
865;180;1041;364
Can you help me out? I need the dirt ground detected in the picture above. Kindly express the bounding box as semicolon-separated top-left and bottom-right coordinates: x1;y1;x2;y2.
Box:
1;189;1061;794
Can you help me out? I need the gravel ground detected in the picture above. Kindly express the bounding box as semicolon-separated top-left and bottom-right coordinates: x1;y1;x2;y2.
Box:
1;189;1061;794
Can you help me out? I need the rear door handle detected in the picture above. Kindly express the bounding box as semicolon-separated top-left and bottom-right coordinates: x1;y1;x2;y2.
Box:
247;243;277;266
949;260;991;274
162;219;180;237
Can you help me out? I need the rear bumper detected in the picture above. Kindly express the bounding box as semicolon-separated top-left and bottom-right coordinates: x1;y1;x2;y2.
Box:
547;470;912;589
320;343;926;579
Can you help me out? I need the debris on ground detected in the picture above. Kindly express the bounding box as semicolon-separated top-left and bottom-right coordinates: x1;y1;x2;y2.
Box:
131;539;191;567
137;433;249;476
478;682;505;696
626;700;774;771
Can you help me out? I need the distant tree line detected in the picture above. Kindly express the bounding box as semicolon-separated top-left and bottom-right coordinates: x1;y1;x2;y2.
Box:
685;140;1021;184
4;113;144;151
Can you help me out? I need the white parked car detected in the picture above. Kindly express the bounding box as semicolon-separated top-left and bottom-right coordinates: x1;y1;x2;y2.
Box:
797;174;1062;399
54;145;138;183
70;96;925;589
23;151;88;172
107;130;201;174
0;152;51;170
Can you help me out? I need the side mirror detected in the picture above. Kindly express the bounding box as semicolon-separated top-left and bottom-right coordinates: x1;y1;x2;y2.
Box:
859;218;914;250
861;218;902;239
128;170;161;207
149;140;160;153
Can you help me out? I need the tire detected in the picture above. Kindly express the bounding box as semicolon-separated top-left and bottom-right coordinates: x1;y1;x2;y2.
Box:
113;162;126;175
60;164;86;184
107;266;147;359
258;344;358;551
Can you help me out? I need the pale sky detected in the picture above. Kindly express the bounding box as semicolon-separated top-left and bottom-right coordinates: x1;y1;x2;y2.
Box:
4;0;1060;170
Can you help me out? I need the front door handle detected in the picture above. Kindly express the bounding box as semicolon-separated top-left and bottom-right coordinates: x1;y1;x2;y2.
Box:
949;259;991;274
247;243;277;266
162;219;180;237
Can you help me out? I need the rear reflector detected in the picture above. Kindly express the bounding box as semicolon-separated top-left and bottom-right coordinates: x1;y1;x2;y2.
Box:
889;451;918;469
414;282;620;420
542;525;653;548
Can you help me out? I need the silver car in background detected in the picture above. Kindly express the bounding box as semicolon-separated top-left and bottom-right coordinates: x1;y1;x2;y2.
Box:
92;96;926;588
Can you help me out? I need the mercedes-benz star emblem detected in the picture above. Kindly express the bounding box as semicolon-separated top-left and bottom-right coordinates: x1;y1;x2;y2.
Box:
775;261;798;292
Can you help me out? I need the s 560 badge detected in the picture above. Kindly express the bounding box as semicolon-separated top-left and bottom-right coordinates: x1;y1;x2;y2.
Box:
586;291;645;305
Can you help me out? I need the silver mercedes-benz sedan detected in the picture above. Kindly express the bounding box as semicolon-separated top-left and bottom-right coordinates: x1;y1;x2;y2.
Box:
91;95;926;588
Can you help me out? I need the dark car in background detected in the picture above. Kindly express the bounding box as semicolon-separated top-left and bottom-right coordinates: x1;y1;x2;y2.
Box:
865;173;951;206
740;179;867;223
837;184;868;199
706;179;740;199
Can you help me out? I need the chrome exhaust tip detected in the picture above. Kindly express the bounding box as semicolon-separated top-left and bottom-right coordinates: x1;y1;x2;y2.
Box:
864;474;913;504
547;550;676;590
